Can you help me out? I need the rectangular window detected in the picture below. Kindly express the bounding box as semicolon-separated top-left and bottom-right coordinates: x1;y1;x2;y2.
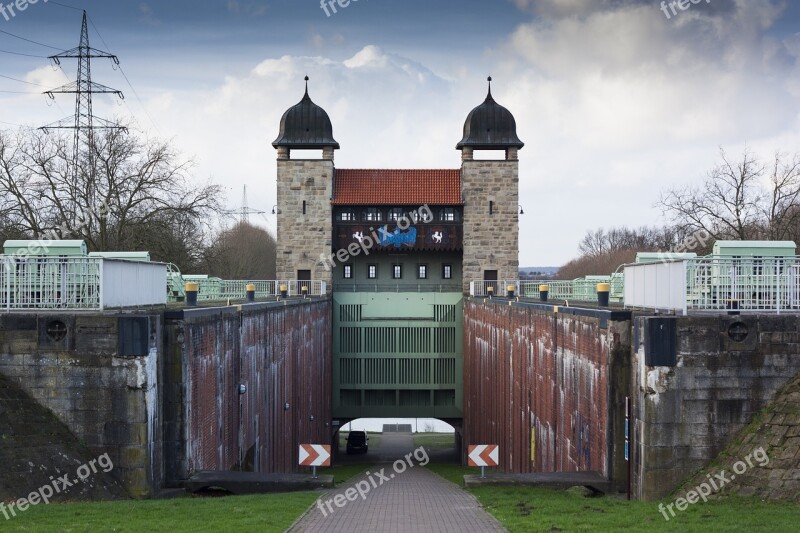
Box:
393;264;402;279
442;264;452;280
368;264;377;279
418;265;427;279
343;265;353;279
338;211;355;222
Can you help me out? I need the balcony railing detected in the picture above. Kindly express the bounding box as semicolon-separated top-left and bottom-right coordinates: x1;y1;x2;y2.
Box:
333;282;462;293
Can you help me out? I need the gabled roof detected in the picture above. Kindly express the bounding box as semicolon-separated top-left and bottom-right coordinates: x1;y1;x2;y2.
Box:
332;169;462;206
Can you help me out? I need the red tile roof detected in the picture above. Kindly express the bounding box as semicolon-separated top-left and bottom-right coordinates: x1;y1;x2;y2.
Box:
333;169;462;205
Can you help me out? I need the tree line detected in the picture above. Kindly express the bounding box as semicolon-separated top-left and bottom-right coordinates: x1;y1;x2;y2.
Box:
557;148;800;279
0;125;276;279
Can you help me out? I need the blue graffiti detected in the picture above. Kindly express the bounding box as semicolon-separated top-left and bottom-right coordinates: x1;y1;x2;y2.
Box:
378;226;417;248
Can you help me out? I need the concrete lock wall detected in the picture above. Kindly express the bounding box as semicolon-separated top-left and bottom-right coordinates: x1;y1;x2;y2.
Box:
632;314;800;500
163;299;332;484
463;300;632;485
0;313;163;498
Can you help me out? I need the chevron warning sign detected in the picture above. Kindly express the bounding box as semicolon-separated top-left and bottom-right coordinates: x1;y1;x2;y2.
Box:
299;444;331;467
468;444;499;467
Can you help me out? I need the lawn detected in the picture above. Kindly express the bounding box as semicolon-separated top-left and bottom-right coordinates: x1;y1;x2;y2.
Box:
425;464;800;532
5;465;367;533
413;432;455;449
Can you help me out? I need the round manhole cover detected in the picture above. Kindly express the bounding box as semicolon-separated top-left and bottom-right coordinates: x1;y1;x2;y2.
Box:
46;320;68;342
728;322;749;342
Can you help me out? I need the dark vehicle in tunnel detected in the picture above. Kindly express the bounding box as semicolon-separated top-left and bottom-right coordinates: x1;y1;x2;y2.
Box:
346;430;369;454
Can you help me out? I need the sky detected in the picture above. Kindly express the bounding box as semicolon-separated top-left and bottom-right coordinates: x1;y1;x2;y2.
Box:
1;0;799;266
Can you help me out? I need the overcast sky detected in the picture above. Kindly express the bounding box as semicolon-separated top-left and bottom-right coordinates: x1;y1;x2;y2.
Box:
1;0;799;266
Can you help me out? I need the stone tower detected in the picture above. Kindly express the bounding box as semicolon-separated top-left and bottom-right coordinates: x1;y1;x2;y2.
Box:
457;77;524;293
272;77;339;288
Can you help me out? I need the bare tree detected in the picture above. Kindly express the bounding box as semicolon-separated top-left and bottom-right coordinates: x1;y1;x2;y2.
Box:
0;126;224;270
657;148;785;241
762;152;800;241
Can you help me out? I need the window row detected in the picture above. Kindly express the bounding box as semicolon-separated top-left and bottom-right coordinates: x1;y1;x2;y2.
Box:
336;208;459;223
343;264;454;280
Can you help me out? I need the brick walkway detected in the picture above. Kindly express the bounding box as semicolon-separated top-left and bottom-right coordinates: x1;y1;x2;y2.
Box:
289;465;505;532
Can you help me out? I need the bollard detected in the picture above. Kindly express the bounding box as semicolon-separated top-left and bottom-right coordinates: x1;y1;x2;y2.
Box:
185;282;199;307
486;285;494;298
280;284;288;298
539;284;549;302
597;283;610;307
506;284;515;298
246;283;256;302
301;285;309;299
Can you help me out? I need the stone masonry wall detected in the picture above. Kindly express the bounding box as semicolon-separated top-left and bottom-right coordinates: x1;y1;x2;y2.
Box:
276;157;334;288
461;160;519;294
0;313;162;498
632;314;800;500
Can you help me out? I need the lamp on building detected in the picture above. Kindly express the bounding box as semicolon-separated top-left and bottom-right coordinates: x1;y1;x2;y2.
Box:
271;205;282;215
519;205;525;215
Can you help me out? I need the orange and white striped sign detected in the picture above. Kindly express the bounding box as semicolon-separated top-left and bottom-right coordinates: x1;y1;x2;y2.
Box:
299;444;331;467
468;444;499;467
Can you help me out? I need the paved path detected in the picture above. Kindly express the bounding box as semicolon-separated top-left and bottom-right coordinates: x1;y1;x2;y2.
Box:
290;433;505;533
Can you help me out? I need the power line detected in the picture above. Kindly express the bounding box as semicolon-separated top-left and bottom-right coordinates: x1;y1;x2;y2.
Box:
0;73;50;87
0;49;48;58
0;29;61;51
47;1;83;11
86;14;162;134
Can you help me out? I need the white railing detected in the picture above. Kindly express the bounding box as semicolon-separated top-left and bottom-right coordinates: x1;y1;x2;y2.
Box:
625;257;800;314
191;279;327;301
1;256;166;311
469;280;520;297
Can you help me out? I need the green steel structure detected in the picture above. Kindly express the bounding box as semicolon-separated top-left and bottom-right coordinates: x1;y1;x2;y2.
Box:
332;291;463;419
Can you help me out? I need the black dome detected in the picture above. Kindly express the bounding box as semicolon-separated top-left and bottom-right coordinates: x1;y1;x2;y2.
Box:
456;78;524;150
273;78;339;149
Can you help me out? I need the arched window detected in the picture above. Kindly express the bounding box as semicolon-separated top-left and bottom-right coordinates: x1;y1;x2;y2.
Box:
363;208;383;222
337;210;356;222
388;208;404;222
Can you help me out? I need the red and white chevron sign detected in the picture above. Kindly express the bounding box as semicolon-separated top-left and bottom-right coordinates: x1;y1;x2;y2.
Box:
468;444;499;467
299;444;331;467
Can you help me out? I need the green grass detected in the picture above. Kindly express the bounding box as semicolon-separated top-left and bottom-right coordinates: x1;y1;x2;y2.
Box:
6;465;369;533
4;492;317;532
413;432;455;449
425;464;800;532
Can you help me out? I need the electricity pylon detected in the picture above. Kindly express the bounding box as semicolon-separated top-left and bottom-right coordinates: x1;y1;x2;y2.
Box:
227;185;265;223
40;10;125;216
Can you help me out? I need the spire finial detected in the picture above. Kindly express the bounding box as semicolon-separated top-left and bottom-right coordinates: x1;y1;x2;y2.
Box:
304;75;309;96
487;76;493;99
